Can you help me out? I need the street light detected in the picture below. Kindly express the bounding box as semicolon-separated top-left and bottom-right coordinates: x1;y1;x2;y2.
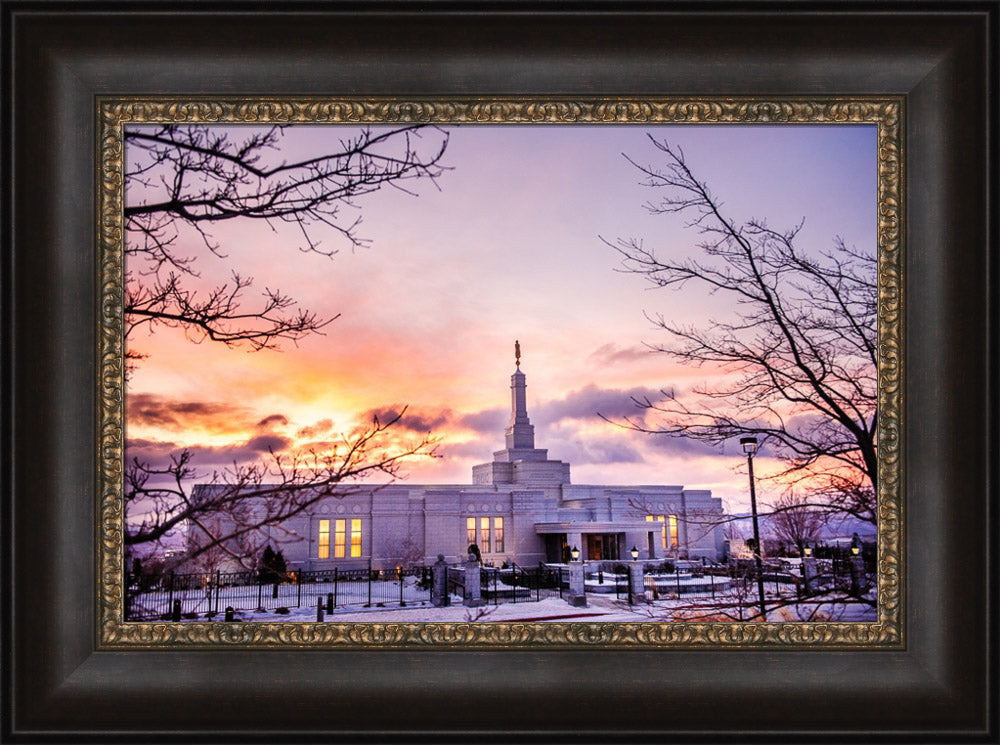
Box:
630;546;639;561
803;543;813;557
740;436;768;621
570;545;580;562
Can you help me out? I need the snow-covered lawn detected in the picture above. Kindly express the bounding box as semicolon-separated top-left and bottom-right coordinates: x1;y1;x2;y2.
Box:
217;590;877;624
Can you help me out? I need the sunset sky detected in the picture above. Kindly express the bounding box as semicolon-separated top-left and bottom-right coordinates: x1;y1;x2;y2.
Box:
124;123;877;515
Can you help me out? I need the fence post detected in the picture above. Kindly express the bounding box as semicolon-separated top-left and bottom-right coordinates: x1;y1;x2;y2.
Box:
431;555;448;607
167;572;175;619
326;592;333;615
463;553;482;607
568;560;587;607
257;579;263;610
399;571;405;607
333;568;339;609
214;570;221;616
802;556;819;594
850;556;868;596
296;570;302;609
367;560;373;608
316;596;324;622
171;599;181;622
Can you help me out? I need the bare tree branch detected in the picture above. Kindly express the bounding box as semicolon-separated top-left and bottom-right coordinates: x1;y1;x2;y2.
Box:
125;410;439;569
123;124;450;564
603;136;876;523
124;124;449;362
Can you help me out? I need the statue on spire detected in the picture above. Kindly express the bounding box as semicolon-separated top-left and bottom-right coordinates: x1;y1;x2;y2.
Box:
515;339;521;368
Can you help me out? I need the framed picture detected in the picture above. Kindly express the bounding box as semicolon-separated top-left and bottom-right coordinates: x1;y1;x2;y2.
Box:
104;101;896;645
3;2;995;741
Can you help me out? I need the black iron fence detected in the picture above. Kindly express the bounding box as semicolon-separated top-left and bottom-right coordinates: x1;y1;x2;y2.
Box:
125;566;432;621
480;563;562;605
443;562;564;606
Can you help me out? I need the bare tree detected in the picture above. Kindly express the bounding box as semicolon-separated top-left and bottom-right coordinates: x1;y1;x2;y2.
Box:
123;124;448;563
125;124;449;364
126;411;437;569
605;137;876;524
767;493;824;555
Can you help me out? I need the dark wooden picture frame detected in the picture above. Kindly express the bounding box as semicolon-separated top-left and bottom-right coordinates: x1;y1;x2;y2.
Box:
2;2;996;741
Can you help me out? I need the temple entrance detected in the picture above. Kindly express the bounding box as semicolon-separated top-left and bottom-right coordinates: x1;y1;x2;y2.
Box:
544;534;571;563
585;534;621;561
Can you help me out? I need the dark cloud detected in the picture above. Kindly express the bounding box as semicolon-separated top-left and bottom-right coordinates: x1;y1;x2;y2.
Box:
352;404;507;439
244;434;292;453
358;405;454;433
552;435;645;465
297;418;333;439
125;432;291;472
256;414;289;430
127;393;253;430
124;437;182;461
642;432;724;457
535;383;668;426
456;407;506;435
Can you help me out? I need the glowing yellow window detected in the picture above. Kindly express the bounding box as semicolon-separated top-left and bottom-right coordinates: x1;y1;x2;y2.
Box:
334;519;346;558
669;515;679;547
350;518;362;558
493;517;504;553
318;519;330;559
467;517;476;546
480;517;490;551
646;514;668;549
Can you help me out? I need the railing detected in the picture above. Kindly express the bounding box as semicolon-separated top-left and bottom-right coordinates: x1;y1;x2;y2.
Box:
125;565;432;621
479;563;562;606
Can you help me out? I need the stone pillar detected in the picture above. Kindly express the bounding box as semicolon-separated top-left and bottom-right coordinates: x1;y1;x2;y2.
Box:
801;556;819;594
566;561;587;607
566;533;583;561
629;561;646;604
431;554;448;607
850;556;869;596
463;553;482;607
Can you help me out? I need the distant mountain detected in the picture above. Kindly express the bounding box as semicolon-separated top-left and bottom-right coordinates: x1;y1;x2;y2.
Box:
727;512;875;542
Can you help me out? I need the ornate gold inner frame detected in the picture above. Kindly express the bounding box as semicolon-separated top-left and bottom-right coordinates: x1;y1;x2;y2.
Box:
98;97;902;648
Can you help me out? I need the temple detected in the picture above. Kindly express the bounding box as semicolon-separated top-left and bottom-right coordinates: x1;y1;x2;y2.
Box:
191;345;725;570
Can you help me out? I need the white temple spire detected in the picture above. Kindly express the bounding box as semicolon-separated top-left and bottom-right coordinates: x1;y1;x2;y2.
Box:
506;341;534;449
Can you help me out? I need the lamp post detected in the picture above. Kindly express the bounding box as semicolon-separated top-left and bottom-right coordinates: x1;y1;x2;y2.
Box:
630;545;639;561
740;436;768;621
570;545;580;562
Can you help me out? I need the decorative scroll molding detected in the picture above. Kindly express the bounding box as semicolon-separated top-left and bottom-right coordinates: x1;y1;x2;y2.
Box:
98;97;902;648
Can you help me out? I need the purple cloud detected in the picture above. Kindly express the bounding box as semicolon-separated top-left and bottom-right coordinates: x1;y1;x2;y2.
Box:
257;414;290;430
535;383;668;425
127;393;253;431
297;418;334;439
357;405;454;433
587;342;654;365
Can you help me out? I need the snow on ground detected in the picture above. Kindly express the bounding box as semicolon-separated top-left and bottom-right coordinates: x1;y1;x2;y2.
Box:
226;591;877;624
